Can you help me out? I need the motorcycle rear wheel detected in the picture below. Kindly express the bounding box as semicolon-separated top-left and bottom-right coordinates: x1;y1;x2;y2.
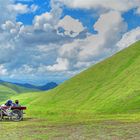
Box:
0;110;3;121
11;109;22;121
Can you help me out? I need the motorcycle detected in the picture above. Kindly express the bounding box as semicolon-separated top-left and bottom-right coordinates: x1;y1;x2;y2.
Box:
0;106;26;121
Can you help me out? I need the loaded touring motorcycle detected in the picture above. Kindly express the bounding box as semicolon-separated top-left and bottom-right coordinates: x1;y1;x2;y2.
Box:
0;106;26;121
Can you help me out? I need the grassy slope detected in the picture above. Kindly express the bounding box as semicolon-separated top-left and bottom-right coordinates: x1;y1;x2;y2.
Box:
0;83;39;102
0;84;17;101
2;82;39;93
1;41;140;140
11;41;140;121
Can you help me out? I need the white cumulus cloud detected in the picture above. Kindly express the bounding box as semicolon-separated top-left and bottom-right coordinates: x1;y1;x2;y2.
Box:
57;15;85;37
117;27;140;49
0;0;140;83
8;3;29;14
55;0;140;12
0;65;8;76
46;58;69;71
47;11;127;71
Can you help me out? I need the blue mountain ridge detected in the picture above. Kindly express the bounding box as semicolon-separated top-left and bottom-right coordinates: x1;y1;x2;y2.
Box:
0;80;58;91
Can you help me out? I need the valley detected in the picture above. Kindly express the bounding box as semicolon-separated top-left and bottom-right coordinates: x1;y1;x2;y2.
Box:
1;41;140;139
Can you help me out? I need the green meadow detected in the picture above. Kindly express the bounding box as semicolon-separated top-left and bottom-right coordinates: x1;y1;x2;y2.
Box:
1;41;140;139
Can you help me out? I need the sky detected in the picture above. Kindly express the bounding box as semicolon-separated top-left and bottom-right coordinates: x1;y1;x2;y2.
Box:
0;0;140;85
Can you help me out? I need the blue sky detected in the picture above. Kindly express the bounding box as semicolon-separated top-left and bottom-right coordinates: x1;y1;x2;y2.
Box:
16;0;51;25
16;0;99;33
0;0;140;85
16;1;140;33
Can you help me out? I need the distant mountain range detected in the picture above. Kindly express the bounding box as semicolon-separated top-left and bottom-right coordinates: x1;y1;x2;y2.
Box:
0;80;58;91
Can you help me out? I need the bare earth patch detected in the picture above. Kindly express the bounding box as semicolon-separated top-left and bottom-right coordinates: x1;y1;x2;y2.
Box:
1;119;140;140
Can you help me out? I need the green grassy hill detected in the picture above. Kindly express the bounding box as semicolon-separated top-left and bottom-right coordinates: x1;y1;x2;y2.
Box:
10;41;140;121
0;84;17;101
1;82;39;93
0;82;39;102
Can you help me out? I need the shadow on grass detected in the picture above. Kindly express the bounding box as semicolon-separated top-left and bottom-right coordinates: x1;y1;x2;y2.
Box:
0;117;33;122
